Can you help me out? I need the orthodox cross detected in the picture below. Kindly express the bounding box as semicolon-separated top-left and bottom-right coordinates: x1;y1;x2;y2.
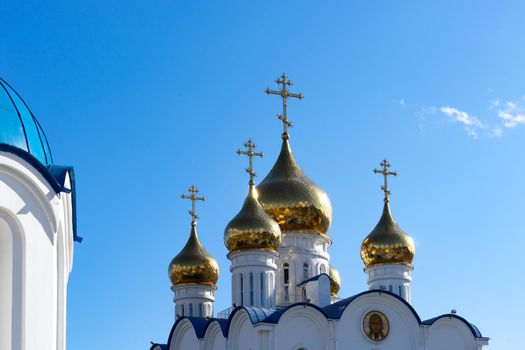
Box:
181;185;205;223
237;138;263;186
265;73;304;138
373;159;398;203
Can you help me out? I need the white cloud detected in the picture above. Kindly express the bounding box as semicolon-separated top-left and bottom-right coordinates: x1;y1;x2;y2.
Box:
439;106;487;138
497;100;525;128
410;95;525;138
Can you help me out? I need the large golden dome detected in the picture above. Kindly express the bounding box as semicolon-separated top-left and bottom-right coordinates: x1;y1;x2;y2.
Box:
168;222;219;287
360;201;415;268
224;185;282;253
257;137;332;235
329;265;341;296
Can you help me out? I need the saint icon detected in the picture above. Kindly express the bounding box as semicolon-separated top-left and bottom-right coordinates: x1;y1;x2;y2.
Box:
363;310;389;341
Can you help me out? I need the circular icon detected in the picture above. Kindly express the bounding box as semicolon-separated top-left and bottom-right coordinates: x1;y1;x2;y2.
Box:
362;310;389;342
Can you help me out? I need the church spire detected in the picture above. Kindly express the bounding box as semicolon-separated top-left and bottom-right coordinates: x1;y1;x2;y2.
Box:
373;158;398;204
265;73;304;140
236;138;264;186
181;185;205;225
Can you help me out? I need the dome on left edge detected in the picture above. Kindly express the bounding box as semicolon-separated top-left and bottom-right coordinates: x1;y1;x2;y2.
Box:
0;78;53;164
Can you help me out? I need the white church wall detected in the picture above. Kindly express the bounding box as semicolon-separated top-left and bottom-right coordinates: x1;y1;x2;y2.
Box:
336;293;420;350
273;305;330;350
0;152;72;350
427;317;478;350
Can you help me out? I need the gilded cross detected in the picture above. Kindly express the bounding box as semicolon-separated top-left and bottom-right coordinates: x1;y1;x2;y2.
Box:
237;138;263;185
373;159;398;203
181;185;205;223
265;73;304;138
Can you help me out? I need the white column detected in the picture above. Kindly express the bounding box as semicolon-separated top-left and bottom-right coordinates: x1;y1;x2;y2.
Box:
365;264;413;303
228;250;278;308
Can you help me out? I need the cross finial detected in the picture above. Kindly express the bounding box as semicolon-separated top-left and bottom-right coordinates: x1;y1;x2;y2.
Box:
265;73;304;140
181;185;205;224
236;138;263;186
373;159;398;203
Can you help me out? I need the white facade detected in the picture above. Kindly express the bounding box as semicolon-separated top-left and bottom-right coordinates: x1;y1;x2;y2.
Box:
0;150;76;350
157;292;488;350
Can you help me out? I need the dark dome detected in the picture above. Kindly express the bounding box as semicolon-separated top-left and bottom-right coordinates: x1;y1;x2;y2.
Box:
0;78;53;164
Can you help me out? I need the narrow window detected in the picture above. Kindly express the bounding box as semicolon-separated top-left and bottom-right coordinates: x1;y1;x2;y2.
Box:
302;287;307;302
198;304;203;317
283;263;289;284
389;285;393;293
240;273;244;306
319;264;326;274
398;285;402;296
189;304;193;317
284;285;289;301
249;273;254;305
181;304;185;316
260;272;265;307
303;263;309;280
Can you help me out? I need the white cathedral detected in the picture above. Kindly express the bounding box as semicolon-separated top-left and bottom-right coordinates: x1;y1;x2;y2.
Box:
152;74;490;350
0;74;489;350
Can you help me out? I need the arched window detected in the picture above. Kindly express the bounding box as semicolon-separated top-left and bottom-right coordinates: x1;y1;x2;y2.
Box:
189;304;193;317
249;273;254;305
181;304;185;316
319;264;326;274
260;273;265;307
198;304;203;317
240;273;244;306
283;263;289;284
303;263;309;280
302;287;307;302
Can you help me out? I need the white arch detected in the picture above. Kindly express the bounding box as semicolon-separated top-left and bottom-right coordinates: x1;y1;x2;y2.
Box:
427;317;477;350
337;292;420;350
169;319;200;350
0;209;26;350
0;156;58;239
202;321;226;350
274;305;330;350
227;310;257;350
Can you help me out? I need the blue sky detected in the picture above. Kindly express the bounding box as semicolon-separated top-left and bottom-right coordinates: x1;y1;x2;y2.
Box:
2;1;524;349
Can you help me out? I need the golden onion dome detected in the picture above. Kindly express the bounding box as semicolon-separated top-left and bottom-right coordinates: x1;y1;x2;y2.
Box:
168;222;219;287
257;137;333;235
360;201;415;268
224;185;281;253
329;265;341;296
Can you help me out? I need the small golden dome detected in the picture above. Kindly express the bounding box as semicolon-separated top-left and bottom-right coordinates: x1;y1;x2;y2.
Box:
224;185;282;253
257;138;332;235
329;265;341;296
168;223;219;287
360;201;415;268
